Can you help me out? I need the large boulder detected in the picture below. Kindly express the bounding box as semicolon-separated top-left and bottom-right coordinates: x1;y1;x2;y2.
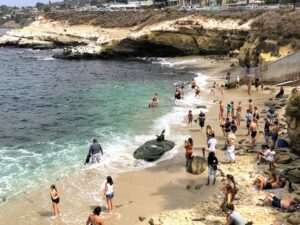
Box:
285;167;300;184
186;156;207;175
133;139;175;162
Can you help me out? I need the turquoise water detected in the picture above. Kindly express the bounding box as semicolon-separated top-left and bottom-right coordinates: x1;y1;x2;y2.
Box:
0;47;196;203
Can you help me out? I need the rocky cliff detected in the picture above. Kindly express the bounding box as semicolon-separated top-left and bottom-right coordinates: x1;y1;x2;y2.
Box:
0;10;299;64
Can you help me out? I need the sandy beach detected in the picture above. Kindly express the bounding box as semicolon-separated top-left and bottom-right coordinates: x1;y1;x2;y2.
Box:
0;56;296;225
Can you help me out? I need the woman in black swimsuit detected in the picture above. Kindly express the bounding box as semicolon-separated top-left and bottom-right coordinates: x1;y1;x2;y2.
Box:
50;184;60;216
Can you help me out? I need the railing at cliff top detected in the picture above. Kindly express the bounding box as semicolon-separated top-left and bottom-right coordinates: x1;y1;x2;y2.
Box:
226;51;300;86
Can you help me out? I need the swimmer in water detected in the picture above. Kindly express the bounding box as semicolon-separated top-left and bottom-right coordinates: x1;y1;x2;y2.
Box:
149;93;159;107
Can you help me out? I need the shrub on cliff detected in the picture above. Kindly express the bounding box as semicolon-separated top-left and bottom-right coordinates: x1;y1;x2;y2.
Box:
286;93;300;121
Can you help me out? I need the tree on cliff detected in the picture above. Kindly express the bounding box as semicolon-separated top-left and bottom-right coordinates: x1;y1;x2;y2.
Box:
280;0;300;10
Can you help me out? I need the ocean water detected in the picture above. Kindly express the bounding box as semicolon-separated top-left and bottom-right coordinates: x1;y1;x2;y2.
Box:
0;44;214;204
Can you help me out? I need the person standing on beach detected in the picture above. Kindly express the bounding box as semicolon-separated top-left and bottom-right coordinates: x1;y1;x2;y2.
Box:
255;77;260;92
210;82;216;95
236;75;240;88
226;104;231;118
231;117;237;134
236;102;242;126
188;110;193;125
219;100;224;120
191;79;197;89
86;206;105;225
207;151;218;185
185;138;193;167
249;119;258;146
230;101;235;118
198;111;205;131
88;139;103;164
264;118;271;145
104;176;114;213
248;99;253;113
226;138;235;163
245;110;253;136
207;133;217;153
219;117;226;137
206;125;215;142
247;80;252;97
271;121;280;148
50;185;60;216
224;118;232;139
220;85;225;97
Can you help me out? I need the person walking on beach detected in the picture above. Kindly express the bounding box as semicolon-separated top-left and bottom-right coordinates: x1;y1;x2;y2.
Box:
231;117;237;134
207;151;218;185
50;185;60;216
248;99;253;113
207;133;217;153
224;118;232;139
198;111;205;131
185;138;193;167
255;76;260;92
87;139;103;164
195;86;201;98
210;82;216;95
86;206;105;225
219;100;224;120
230;101;235;118
104;176;114;213
236;102;242;126
226;104;231;118
188;110;193;125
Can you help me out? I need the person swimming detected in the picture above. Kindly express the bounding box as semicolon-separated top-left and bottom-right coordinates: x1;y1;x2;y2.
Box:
149;93;159;107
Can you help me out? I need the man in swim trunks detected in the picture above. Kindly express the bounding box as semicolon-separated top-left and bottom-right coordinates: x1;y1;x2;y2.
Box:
249;119;258;146
86;206;105;225
88;139;104;164
263;194;299;209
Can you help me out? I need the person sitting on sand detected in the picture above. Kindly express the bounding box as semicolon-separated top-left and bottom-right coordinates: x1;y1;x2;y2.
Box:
50;184;60;216
223;174;238;203
207;151;218;185
185;138;193;167
255;174;286;190
275;86;284;98
249;119;258;146
104;176;114;213
86;206;105;225
198;111;205;131
87;139;104;164
225;204;245;225
262;194;299;209
253;173;277;191
149;93;159;107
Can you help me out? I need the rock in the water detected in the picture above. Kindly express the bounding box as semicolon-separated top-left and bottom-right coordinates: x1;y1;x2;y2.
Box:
196;105;208;109
186;156;207;175
133;140;175;162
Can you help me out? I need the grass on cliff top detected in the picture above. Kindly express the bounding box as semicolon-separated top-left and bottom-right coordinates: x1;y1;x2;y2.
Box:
251;9;300;39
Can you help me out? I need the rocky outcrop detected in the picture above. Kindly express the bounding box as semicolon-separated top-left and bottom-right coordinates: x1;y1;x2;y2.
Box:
133;139;175;162
186;156;206;175
286;93;300;155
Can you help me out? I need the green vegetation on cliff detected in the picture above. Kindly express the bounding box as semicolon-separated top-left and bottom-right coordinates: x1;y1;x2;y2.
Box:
286;93;300;121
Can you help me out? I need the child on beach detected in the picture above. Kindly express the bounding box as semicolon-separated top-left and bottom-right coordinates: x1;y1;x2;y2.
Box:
188;110;193;125
104;176;114;213
50;185;60;216
185;138;193;167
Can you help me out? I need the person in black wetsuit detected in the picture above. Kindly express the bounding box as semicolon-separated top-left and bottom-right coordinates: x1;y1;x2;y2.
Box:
86;139;103;164
276;86;284;98
50;184;60;216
